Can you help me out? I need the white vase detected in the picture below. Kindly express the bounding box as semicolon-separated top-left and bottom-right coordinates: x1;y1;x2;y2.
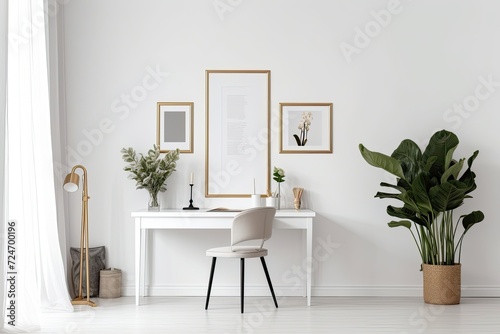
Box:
250;194;261;207
276;183;281;209
266;197;277;208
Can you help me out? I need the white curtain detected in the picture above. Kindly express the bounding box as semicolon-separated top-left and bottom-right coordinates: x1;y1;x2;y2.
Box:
5;0;73;330
46;0;73;297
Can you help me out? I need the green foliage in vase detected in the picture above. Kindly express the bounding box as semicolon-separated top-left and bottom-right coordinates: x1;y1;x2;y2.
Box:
272;166;285;199
359;130;484;266
121;145;180;196
273;166;285;183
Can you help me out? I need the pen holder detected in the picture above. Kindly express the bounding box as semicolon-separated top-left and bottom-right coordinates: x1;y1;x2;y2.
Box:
266;197;277;209
251;194;261;208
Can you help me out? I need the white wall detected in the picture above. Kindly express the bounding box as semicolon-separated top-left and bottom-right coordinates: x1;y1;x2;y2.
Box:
61;0;500;297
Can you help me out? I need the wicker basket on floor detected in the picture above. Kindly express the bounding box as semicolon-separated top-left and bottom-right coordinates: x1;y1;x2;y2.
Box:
422;263;461;305
99;268;122;298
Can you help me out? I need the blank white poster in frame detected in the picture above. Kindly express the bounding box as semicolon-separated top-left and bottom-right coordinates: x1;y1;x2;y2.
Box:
280;102;333;154
157;102;194;153
205;70;270;198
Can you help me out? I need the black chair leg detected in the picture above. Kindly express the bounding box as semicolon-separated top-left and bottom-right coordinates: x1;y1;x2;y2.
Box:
240;258;245;313
260;257;278;308
205;257;217;310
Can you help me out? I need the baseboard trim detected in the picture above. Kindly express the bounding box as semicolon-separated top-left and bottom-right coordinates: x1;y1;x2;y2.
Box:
311;286;500;298
121;285;500;298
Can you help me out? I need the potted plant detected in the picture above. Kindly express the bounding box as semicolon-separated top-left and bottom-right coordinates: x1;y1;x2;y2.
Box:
272;166;285;209
121;145;180;210
359;129;484;305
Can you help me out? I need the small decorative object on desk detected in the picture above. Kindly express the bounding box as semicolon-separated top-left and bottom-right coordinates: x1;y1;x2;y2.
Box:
293;187;304;210
272;166;285;209
250;178;261;207
250;195;260;207
266;193;277;208
183;173;199;210
121;145;180;211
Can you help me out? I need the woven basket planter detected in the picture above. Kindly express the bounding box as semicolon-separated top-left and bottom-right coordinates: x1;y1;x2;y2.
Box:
422;263;461;305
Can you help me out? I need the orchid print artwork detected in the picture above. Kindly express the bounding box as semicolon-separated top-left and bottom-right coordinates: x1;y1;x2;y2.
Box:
293;112;313;146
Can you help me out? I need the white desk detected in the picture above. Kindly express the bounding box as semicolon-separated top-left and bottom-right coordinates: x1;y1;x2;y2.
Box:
132;209;316;306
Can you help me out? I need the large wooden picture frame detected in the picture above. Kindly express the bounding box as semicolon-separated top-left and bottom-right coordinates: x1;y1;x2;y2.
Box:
205;70;271;197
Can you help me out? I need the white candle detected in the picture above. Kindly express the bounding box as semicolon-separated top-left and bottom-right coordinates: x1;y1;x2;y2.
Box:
190;172;194;184
253;178;256;194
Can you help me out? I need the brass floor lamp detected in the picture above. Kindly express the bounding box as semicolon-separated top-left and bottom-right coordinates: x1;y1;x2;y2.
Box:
64;165;96;307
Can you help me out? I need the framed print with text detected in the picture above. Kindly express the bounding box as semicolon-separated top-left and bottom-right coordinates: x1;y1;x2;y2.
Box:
157;102;194;153
206;70;270;197
280;102;333;154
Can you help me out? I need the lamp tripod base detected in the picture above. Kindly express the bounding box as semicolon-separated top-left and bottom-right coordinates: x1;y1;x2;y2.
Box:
71;297;97;307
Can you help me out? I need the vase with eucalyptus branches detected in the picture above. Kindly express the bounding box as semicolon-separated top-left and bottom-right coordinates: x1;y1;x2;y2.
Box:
121;145;180;210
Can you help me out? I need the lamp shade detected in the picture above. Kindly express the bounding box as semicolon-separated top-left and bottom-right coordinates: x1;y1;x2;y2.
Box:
63;173;80;192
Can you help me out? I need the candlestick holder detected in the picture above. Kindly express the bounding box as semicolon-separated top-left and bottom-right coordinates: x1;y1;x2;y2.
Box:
183;184;199;210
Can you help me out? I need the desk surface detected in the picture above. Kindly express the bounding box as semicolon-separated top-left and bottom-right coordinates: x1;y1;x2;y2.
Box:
132;208;316;218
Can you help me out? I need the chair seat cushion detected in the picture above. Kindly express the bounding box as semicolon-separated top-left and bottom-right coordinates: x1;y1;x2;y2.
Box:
206;246;268;258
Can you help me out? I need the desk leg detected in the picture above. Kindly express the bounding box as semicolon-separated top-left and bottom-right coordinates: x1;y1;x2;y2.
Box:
306;218;313;306
135;218;141;305
141;230;148;297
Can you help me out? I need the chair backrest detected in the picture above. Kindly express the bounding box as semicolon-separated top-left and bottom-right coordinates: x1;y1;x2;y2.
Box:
231;207;276;251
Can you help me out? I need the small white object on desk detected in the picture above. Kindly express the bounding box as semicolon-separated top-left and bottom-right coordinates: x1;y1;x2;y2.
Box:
251;194;261;207
250;178;261;207
266;196;277;208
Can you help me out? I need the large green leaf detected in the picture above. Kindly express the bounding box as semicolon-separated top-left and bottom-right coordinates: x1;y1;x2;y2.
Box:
379;182;405;193
441;158;465;183
422;130;459;177
375;189;420;213
423;156;437;173
359;144;405;179
459;150;479;196
375;191;401;200
399;191;420;213
411;172;433;214
428;181;468;212
466;150;479;169
387;206;428;226
391;139;422;183
388;220;412;229
396;178;412;191
462;210;484;231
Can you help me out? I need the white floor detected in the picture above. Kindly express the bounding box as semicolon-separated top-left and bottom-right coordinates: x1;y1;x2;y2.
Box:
33;296;500;334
